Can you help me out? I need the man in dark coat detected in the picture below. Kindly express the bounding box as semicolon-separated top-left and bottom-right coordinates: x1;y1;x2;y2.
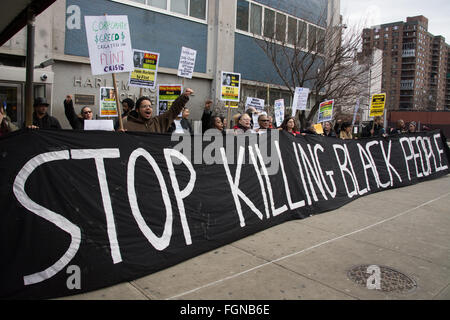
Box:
64;95;93;130
28;97;61;129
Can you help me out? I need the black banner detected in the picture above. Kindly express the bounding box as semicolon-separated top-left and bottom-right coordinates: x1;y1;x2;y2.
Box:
0;129;449;299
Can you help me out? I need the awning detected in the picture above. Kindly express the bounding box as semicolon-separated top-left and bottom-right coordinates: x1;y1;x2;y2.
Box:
0;0;56;46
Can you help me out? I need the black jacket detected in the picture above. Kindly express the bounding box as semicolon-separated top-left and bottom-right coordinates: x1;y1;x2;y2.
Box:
64;100;84;130
33;112;61;129
201;109;212;133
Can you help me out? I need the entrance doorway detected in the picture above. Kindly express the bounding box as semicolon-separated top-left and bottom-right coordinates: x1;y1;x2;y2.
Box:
0;83;22;126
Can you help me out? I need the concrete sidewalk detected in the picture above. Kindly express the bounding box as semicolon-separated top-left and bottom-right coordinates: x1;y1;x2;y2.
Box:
59;174;450;300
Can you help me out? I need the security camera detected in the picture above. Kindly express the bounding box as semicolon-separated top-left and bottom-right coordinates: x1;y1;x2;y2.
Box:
40;74;48;81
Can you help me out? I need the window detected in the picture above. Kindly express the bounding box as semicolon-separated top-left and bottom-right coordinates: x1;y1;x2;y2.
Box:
264;8;275;38
148;0;166;9
249;3;262;35
171;0;188;15
287;17;297;45
298;20;307;48
236;0;249;31
317;28;325;54
190;0;206;19
309;25;317;51
275;12;286;42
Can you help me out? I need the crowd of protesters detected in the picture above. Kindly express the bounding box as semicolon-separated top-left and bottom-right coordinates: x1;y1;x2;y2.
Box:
0;91;434;140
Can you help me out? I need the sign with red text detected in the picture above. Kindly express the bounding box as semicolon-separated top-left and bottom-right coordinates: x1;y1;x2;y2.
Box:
84;15;134;75
128;49;160;89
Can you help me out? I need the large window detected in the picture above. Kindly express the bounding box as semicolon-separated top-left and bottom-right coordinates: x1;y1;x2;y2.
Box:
275;12;286;42
126;0;207;20
298;21;307;48
236;0;249;31
287;17;297;45
264;8;275;38
250;3;262;35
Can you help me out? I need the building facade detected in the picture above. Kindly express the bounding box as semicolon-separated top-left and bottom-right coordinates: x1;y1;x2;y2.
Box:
0;0;339;129
362;15;450;112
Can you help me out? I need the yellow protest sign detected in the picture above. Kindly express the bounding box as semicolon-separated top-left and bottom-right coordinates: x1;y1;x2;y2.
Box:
369;93;386;117
314;123;324;134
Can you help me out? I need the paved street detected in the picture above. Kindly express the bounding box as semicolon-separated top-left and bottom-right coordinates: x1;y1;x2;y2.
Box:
59;174;450;300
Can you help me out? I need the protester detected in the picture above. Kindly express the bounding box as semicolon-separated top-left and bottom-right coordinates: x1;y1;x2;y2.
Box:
339;122;353;140
64;95;93;130
267;115;274;129
201;99;213;133
255;114;271;133
389;119;406;135
209;115;225;133
28;97;62;129
0;105;18;137
361;116;384;138
114;98;135;130
168;107;193;134
122;88;193;133
279;116;300;136
301;121;317;135
234;113;252;133
334;119;342;136
322;121;336;137
407;121;417;133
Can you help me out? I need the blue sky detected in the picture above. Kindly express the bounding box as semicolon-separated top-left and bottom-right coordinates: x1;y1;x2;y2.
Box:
340;0;450;41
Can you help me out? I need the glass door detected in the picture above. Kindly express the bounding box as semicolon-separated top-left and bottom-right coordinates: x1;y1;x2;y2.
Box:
0;83;22;127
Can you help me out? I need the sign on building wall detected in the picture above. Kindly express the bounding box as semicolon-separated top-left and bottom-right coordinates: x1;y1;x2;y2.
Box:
220;72;241;102
84;15;134;75
157;85;183;115
128;49;160;89
291;87;310;116
177;47;197;79
99;87;118;117
318;99;334;123
369;93;386;117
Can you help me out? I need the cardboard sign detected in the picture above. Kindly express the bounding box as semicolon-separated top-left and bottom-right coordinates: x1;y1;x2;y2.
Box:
84;15;134;75
99;87;118;117
274;99;285;128
291;87;310;116
369;93;386;117
314;123;324;134
245;97;265;112
220;72;241;102
128;49;160;89
157;85;183;115
318;99;334;123
177;47;197;79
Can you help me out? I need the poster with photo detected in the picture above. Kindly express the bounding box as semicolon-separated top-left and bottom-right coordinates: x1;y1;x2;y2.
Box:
220;72;241;102
99;87;118;117
128;49;160;89
157;85;183;115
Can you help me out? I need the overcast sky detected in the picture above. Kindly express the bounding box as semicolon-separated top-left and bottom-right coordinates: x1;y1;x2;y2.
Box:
340;0;450;41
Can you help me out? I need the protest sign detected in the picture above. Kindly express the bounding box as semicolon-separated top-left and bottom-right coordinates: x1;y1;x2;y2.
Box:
128;50;160;89
352;98;360;126
245;97;265;112
369;93;386;117
84;120;115;131
177;47;197;79
157;85;183;115
84;15;134;76
221;72;241;102
99;87;118;117
274;99;285;128
318;99;334;123
291;87;310;116
1;129;448;299
314;123;324;134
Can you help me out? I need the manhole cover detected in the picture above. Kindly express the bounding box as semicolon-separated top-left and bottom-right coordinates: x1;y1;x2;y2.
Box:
347;265;417;293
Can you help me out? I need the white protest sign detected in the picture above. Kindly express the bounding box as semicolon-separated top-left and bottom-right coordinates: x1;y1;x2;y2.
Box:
291;87;310;116
245;97;265;112
84;15;134;75
274;99;285;128
177;47;197;79
84;120;114;131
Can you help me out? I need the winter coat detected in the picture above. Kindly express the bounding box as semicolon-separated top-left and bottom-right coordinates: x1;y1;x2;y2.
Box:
64;99;85;130
123;94;189;133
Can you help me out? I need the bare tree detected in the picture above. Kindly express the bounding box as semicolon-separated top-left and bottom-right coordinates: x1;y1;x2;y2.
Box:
252;7;370;128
